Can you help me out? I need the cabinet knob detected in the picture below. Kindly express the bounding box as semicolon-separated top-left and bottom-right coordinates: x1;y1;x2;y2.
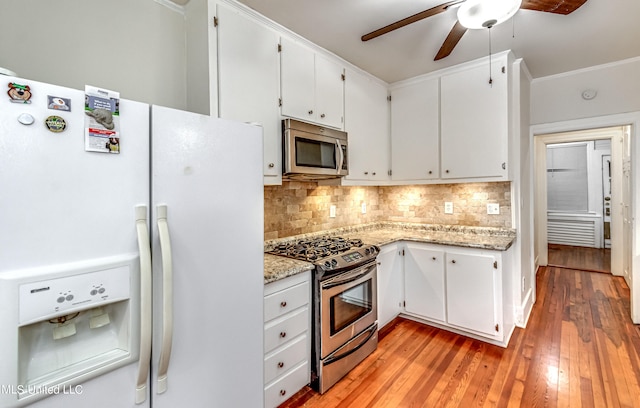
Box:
451;259;456;264
280;301;287;308
277;361;284;368
320;113;326;118
445;170;449;174
280;390;287;397
432;257;436;261
308;110;313;115
372;172;376;176
364;171;369;175
268;163;275;168
428;170;432;175
280;331;287;338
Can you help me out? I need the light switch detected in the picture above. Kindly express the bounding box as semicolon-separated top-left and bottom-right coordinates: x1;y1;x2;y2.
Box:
330;205;336;218
444;202;453;214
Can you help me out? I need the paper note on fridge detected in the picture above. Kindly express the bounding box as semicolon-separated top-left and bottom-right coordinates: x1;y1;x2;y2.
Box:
84;85;121;154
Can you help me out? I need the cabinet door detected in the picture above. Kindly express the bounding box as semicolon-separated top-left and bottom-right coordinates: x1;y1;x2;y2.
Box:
217;4;281;183
344;68;390;182
403;243;445;322
280;37;315;122
390;78;440;180
440;62;508;179
376;244;403;329
445;251;498;336
315;54;344;129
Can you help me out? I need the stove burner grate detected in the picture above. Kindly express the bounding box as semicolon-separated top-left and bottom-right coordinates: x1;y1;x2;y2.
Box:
269;236;364;262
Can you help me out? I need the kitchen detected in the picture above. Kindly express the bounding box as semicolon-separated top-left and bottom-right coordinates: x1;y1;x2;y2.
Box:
1;0;640;407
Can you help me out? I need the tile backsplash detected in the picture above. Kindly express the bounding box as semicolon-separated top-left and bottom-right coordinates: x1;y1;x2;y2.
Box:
264;181;511;240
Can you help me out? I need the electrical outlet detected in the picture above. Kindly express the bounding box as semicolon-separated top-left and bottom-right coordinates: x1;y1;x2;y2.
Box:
444;202;453;214
361;202;367;214
330;205;336;218
487;203;500;215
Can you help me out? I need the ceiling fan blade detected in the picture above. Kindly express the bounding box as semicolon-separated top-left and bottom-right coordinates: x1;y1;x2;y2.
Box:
520;0;588;15
434;21;468;60
361;0;465;42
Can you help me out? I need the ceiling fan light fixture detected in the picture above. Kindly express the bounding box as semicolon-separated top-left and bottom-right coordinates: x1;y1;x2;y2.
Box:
457;0;522;29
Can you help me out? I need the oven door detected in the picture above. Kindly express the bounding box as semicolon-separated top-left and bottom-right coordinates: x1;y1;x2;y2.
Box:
320;261;377;358
284;129;348;177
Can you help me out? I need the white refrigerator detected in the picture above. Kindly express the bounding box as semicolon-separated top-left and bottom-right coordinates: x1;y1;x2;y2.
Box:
0;77;264;407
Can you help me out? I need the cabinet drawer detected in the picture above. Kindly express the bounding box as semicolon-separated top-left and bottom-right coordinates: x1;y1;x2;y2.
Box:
264;334;308;384
264;306;308;353
264;360;309;408
264;280;309;322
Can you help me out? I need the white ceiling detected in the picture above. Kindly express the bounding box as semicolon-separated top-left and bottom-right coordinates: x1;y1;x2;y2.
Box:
229;0;640;84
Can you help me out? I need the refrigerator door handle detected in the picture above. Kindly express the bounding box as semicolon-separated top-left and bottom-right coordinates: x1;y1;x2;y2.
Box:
135;205;152;404
156;204;174;394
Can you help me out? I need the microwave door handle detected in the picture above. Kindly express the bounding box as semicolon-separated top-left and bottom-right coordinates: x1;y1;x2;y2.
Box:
336;139;344;175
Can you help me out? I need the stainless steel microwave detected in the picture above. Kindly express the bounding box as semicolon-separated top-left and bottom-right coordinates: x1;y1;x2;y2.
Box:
282;119;348;180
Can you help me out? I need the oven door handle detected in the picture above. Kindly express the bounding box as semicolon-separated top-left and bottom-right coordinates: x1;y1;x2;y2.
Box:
322;265;374;290
324;323;378;366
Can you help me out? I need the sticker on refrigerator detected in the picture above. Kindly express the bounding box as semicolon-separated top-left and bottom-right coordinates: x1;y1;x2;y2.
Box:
84;85;120;153
45;115;67;133
8;82;32;103
48;95;71;111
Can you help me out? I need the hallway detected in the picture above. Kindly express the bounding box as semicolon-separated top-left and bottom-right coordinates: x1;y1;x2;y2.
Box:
548;244;611;274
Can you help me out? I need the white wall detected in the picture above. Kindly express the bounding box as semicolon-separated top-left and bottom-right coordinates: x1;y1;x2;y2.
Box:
0;0;187;109
531;57;640;125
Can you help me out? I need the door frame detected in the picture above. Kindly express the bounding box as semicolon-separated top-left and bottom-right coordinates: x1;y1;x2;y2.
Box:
534;128;621;271
531;112;640;323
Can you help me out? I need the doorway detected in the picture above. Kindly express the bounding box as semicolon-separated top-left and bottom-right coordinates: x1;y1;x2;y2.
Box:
534;126;630;281
545;140;612;273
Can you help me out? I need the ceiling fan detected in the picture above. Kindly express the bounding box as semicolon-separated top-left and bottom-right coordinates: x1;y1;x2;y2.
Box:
361;0;588;61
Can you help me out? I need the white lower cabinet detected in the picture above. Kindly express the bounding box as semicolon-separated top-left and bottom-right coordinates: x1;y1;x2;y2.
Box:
445;250;500;337
376;243;403;329
403;243;445;322
264;272;311;407
387;242;513;347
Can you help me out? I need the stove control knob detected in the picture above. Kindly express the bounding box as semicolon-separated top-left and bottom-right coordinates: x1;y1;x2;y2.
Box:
365;247;371;255
331;259;338;266
324;261;332;269
370;246;377;254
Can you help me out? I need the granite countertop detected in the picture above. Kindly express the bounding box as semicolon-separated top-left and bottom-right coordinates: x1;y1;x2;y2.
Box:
263;222;516;284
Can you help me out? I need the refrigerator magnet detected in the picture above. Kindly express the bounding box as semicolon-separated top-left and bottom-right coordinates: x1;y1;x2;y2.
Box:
17;113;35;125
7;82;32;103
45;116;67;133
47;95;71;111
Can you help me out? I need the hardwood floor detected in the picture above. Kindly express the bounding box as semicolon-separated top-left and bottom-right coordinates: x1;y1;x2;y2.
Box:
279;267;640;407
548;244;611;274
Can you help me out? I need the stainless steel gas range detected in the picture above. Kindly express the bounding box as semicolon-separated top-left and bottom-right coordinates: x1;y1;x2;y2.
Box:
269;236;379;393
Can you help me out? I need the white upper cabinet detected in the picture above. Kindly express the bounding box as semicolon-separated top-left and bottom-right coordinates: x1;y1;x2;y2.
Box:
280;37;344;129
315;55;346;129
344;68;390;183
389;51;515;184
440;58;509;179
390;78;440;181
216;3;282;184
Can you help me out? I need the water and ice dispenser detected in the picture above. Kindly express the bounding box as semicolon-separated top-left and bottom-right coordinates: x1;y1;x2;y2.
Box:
0;255;140;407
